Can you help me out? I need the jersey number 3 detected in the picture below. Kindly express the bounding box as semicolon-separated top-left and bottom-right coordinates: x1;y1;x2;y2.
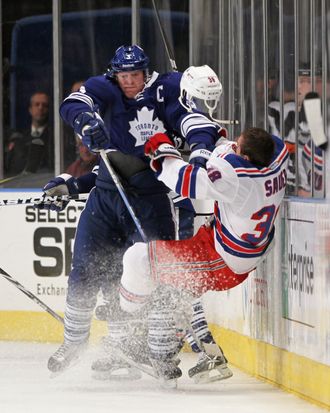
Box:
241;205;276;244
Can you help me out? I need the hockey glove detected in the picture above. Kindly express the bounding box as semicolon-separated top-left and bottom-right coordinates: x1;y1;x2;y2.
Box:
189;143;212;168
73;112;110;152
144;133;182;172
34;173;80;211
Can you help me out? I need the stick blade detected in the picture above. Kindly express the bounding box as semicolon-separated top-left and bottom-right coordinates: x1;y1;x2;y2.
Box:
303;92;328;149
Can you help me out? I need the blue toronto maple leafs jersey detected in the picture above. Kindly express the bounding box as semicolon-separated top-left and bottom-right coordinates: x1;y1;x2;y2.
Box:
60;71;219;188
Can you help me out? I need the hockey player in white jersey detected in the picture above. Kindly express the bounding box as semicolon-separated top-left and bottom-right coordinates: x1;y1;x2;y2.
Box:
118;66;289;385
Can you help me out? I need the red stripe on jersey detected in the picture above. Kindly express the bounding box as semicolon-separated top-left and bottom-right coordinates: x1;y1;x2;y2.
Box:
215;218;267;254
148;225;249;295
181;164;194;197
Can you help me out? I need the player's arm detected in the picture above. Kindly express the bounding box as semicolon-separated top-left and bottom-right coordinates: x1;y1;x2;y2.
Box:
163;84;226;167
34;165;99;211
60;76;114;151
145;133;238;202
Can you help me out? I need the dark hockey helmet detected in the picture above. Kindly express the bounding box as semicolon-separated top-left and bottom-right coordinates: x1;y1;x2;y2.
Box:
106;45;150;79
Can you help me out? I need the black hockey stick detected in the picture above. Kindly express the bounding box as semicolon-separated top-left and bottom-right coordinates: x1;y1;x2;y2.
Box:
151;0;238;127
151;0;178;72
0;267;64;324
0;193;88;207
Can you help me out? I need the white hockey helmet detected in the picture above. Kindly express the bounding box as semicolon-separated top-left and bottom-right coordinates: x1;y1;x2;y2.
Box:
179;65;223;118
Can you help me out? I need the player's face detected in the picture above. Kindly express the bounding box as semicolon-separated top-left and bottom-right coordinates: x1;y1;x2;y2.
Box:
235;135;244;156
116;70;145;98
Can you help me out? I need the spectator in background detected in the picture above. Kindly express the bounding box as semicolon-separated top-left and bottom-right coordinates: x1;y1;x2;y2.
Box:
268;64;323;196
66;136;98;177
5;91;53;175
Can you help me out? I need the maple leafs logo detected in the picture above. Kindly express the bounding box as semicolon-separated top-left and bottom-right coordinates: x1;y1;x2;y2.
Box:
129;107;166;147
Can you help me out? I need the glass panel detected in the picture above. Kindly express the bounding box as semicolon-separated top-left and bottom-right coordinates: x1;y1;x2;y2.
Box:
2;0;53;188
254;0;266;128
242;0;253;128
297;0;325;198
190;0;219;69
140;0;189;74
61;0;132;173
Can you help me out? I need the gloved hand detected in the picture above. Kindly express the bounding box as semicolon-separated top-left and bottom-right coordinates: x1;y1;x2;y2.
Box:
73;112;110;152
34;173;80;211
144;133;182;172
189;143;212;168
166;131;185;150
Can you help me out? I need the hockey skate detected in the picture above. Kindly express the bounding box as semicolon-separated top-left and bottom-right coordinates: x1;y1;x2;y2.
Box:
48;340;87;374
150;358;182;389
91;355;142;381
91;323;148;381
188;343;233;384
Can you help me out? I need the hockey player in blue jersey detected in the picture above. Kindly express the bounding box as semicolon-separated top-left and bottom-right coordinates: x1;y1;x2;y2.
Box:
39;45;228;378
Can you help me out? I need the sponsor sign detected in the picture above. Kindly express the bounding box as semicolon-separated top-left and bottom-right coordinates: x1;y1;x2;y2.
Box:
0;192;83;311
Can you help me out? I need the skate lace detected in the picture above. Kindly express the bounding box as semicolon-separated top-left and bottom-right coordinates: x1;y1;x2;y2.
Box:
198;352;225;366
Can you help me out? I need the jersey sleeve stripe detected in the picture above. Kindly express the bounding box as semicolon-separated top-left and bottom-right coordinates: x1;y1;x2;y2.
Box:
234;149;289;178
63;92;94;110
175;164;199;198
180;113;217;137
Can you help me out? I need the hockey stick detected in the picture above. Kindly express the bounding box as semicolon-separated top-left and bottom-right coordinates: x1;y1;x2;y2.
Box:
0;173;23;185
151;0;178;72
0;267;64;324
99;150;148;242
303;92;328;150
111;346;158;379
0;193;88;207
151;0;238;125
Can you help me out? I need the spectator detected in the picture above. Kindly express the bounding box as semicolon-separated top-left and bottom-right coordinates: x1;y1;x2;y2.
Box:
65;136;98;177
5;91;53;175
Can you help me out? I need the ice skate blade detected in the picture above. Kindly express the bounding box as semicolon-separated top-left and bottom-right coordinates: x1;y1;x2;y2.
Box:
193;365;233;384
48;354;83;378
159;377;178;390
92;367;142;381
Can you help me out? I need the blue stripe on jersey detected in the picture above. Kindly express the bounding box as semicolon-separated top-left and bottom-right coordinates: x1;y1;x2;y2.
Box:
214;207;274;258
189;166;198;198
175;164;199;198
302;150;323;171
224;137;288;178
214;228;274;258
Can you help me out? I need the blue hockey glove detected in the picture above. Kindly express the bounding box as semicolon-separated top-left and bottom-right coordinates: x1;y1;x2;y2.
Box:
145;133;182;172
34;173;80;211
73;112;110;152
189;143;212;168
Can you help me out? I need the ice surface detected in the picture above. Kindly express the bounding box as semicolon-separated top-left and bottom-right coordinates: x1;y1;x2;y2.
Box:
0;342;326;413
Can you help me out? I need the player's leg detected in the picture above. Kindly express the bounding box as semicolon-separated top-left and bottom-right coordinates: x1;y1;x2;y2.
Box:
48;189;122;373
146;286;184;387
187;298;233;383
92;190;176;378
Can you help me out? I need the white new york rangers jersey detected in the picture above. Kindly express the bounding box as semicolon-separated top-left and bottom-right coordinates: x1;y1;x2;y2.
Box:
158;135;289;273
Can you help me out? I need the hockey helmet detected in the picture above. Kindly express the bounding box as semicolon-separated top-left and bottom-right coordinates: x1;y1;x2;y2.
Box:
179;65;223;118
106;45;150;78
